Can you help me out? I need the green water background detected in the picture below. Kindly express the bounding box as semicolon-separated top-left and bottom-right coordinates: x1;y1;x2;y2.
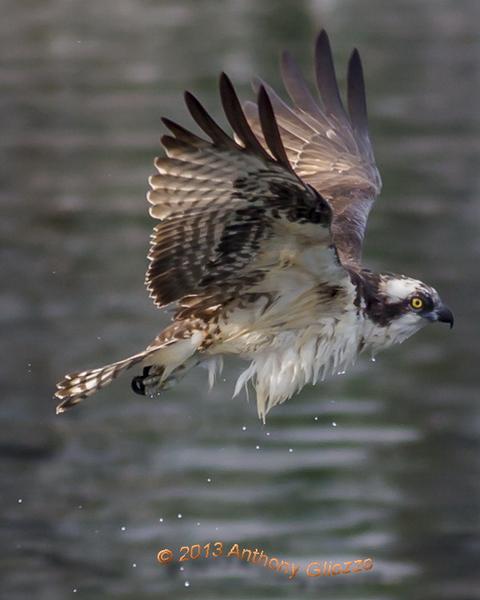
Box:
1;1;479;598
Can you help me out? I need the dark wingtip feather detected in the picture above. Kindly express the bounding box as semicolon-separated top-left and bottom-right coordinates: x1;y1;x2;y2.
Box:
183;90;233;146
219;72;270;158
160;133;179;150
161;117;205;145
314;29;347;118
280;49;324;119
347;48;368;139
257;85;292;171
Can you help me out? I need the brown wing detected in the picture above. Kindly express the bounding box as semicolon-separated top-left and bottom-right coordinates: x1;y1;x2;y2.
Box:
243;30;382;267
146;75;335;309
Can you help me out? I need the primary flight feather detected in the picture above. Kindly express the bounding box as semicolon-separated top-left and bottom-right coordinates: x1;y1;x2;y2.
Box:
55;31;453;421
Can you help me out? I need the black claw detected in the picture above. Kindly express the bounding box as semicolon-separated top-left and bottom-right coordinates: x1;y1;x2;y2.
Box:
132;366;153;395
131;375;146;396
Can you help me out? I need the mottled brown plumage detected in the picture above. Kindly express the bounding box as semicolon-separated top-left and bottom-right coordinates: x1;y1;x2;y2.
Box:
54;31;452;419
145;74;331;310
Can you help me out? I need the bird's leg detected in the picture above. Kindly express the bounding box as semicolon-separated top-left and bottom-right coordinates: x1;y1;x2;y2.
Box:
145;357;201;393
131;366;159;396
131;356;201;396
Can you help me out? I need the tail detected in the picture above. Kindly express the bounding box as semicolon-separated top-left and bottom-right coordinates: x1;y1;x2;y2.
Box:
55;350;154;414
54;329;206;414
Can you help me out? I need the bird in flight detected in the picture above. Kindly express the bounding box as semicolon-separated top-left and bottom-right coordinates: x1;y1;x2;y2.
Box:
55;31;453;421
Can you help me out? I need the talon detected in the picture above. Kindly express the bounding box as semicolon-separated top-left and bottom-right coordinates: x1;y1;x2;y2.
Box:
131;375;146;395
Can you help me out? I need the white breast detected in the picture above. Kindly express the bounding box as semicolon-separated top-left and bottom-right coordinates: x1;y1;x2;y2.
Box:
209;238;363;420
230;307;362;421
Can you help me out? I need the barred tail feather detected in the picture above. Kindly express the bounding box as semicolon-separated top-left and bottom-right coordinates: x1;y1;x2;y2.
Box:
55;329;207;414
55;350;154;414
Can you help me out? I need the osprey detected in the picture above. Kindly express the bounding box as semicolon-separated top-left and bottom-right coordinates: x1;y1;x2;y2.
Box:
55;31;453;421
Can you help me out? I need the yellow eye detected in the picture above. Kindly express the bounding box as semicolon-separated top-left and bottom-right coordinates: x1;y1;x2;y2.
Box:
410;297;424;310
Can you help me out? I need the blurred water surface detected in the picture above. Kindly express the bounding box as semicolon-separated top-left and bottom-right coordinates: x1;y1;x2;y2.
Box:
1;1;479;599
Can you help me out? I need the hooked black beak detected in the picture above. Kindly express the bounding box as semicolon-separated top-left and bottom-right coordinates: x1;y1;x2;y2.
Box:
436;304;454;329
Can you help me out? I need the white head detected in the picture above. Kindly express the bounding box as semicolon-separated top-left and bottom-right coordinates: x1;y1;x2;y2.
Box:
363;273;454;349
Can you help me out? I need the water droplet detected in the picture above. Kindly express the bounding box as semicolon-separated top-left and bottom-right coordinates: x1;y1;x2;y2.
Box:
177;513;182;519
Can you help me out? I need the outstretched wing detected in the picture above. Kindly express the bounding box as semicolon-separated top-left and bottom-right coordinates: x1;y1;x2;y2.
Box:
243;30;381;267
146;74;340;310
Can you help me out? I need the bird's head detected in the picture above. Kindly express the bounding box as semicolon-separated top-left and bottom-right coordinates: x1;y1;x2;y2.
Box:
371;274;454;340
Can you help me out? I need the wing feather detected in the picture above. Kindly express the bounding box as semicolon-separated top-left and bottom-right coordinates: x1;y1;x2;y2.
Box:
161;117;206;147
145;75;336;309
347;48;372;159
245;30;382;267
219;73;271;159
281;51;326;122
315;30;348;121
257;85;293;170
184;91;234;147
